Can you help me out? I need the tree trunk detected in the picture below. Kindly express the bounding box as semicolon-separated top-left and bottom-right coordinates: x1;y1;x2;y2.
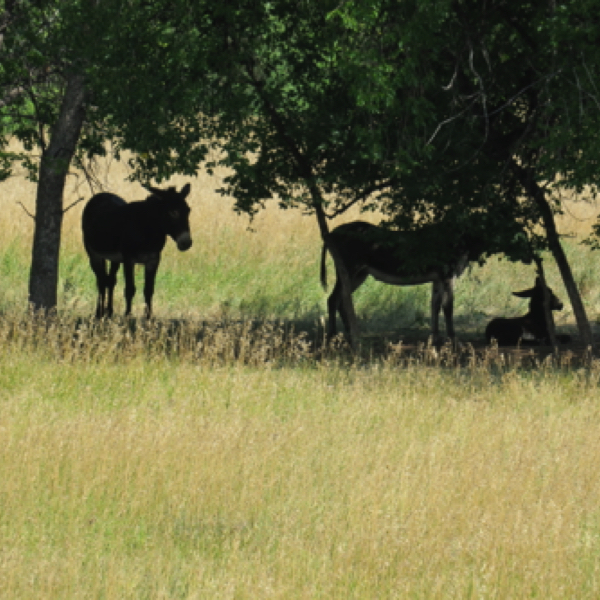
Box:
28;73;86;311
533;255;558;349
535;190;593;346
512;161;594;347
246;74;360;349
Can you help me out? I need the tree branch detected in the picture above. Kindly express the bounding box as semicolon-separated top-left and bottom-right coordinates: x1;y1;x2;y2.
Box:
63;197;84;214
17;201;35;220
324;178;396;218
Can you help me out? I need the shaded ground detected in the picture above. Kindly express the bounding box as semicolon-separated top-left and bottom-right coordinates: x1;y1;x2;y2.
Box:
2;310;597;369
124;315;600;368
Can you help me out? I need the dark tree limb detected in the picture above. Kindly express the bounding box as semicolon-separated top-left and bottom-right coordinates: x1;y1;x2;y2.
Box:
243;59;360;348
63;196;84;214
17;202;35;220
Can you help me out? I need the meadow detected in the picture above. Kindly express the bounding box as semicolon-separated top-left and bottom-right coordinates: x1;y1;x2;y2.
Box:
2;153;600;597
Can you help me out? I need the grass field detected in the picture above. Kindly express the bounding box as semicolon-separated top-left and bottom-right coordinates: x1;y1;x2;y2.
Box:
2;152;600;597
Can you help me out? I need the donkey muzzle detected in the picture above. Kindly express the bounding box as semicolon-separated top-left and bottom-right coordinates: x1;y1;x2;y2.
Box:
176;231;192;251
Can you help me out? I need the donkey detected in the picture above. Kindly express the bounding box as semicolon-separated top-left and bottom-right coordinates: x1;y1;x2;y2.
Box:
82;183;192;319
321;220;488;344
485;277;567;346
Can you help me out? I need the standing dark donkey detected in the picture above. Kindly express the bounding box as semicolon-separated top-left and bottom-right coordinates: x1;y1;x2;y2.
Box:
82;183;192;318
485;277;567;346
321;220;487;343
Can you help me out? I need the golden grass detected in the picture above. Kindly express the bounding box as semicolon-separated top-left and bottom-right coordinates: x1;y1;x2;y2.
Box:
2;147;600;597
2;342;600;598
0;142;324;261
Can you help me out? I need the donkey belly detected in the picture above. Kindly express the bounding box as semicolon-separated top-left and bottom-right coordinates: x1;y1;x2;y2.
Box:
85;241;123;264
367;266;440;286
94;250;123;263
129;251;161;265
92;248;160;266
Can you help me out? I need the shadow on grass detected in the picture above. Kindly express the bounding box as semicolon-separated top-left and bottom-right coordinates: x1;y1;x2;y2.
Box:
0;306;596;369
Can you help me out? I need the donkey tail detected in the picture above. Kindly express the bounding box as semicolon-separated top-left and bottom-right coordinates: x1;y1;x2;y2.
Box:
320;242;329;291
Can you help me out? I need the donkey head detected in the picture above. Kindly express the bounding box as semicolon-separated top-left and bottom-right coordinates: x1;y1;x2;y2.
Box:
513;277;563;311
147;183;193;251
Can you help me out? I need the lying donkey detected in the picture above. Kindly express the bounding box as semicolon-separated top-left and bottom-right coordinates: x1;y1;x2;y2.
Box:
485;277;570;346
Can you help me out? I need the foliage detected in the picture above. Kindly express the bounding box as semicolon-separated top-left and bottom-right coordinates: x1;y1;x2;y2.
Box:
80;1;420;219
327;1;600;233
1;0;74;178
79;1;600;259
4;0;600;227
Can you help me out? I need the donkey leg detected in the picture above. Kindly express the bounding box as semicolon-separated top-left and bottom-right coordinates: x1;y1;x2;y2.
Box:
105;261;120;318
328;272;365;343
431;278;455;343
332;281;356;337
143;258;160;319
431;281;443;343
89;256;107;318
441;278;456;340
123;261;136;316
327;281;341;338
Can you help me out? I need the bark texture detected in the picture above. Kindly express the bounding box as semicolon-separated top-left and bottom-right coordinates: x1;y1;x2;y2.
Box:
28;73;86;311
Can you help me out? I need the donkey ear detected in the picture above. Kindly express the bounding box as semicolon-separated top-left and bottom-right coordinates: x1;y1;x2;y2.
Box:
513;287;534;298
147;185;162;196
180;183;191;198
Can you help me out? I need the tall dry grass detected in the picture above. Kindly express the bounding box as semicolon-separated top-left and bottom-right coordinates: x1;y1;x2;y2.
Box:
2;336;600;598
1;145;326;319
2;149;600;597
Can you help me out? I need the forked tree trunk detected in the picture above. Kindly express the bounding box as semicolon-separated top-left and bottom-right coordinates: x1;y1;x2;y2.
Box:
513;161;594;347
28;73;86;311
